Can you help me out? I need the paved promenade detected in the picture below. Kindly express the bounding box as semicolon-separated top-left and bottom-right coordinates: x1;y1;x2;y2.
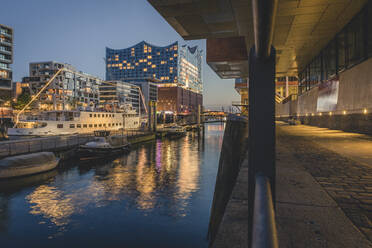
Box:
277;122;372;247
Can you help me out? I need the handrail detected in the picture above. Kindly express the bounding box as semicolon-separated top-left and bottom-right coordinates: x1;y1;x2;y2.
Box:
251;174;279;248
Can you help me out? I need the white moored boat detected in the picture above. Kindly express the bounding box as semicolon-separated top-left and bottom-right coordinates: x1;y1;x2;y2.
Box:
8;109;140;137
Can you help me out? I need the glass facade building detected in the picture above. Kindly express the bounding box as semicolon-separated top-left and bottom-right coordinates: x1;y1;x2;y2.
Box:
298;1;372;94
106;41;203;94
99;81;141;113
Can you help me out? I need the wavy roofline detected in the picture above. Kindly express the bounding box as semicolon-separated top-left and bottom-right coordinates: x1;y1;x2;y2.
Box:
106;41;178;52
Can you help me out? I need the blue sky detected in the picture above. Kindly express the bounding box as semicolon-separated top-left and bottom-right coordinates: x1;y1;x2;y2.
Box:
1;0;239;107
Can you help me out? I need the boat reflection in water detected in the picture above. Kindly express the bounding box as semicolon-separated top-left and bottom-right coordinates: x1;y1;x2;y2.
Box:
0;123;225;248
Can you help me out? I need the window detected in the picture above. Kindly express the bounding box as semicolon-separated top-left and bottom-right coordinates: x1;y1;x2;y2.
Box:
94;124;97;127
94;114;96;117
337;30;347;72
99;124;102;127
77;124;81;128
89;124;93;128
83;124;87;128
346;13;364;66
70;124;75;128
103;124;106;127
57;124;63;128
108;123;111;127
98;114;100;117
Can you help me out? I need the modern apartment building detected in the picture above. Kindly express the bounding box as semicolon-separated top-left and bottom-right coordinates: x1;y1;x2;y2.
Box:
99;81;141;113
131;79;158;113
0;24;13;102
23;61;103;110
106;41;203;113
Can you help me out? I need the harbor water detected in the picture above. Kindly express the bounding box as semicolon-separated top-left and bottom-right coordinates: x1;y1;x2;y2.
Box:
0;123;225;248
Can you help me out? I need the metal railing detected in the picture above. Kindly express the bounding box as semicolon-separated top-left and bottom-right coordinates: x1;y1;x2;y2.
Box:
251;174;279;248
0;134;96;158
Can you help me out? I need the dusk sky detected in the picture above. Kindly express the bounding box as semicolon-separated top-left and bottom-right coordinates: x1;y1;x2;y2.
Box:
1;0;239;108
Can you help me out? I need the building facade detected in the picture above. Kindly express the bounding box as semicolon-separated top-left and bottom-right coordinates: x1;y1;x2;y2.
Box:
157;86;202;114
23;61;103;110
99;81;141;113
131;79;158;114
0;24;13;102
106;41;203;113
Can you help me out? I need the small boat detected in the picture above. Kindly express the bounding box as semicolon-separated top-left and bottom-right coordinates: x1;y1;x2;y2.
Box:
0;152;59;179
78;130;130;159
161;125;187;137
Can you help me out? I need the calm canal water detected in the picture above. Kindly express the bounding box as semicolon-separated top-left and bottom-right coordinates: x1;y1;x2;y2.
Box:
0;123;225;248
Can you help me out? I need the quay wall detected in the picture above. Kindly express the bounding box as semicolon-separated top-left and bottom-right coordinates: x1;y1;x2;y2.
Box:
276;57;372;135
208;115;248;247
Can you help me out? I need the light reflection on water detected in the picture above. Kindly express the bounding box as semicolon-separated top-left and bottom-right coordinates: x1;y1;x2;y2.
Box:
0;123;225;248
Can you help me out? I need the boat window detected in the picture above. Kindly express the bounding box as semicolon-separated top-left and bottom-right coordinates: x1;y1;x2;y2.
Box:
83;124;87;128
77;124;81;128
70;124;75;128
89;124;93;128
90;114;92;117
98;114;100;117
99;124;102;127
94;124;97;127
57;124;63;128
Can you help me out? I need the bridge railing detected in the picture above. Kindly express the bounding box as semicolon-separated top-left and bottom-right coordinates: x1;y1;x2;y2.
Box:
251;174;279;248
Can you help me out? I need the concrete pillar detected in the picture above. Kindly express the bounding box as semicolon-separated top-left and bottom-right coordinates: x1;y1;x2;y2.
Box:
285;76;289;97
148;101;153;132
248;46;276;244
153;102;157;132
197;104;201;126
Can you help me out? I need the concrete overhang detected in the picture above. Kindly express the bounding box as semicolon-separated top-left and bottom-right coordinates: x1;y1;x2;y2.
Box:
148;0;368;78
206;37;248;79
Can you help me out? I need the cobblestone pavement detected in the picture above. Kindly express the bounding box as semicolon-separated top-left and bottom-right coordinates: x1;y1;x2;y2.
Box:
277;123;372;242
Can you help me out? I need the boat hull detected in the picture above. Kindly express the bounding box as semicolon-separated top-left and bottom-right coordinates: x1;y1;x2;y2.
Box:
0;153;59;179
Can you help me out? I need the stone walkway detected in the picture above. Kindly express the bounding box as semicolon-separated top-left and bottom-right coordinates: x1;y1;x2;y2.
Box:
277;122;372;247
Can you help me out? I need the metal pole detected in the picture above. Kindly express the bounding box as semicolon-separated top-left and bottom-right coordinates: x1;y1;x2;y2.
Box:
248;46;276;246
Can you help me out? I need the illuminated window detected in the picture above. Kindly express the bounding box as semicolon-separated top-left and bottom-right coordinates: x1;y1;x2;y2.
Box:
144;59;147;62
135;62;139;66
148;55;152;59
174;54;177;57
170;58;173;61
148;62;152;65
152;64;156;68
143;68;147;72
139;59;143;63
157;52;160;55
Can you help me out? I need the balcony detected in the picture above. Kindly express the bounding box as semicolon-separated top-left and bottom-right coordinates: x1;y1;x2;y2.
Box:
0;39;12;47
0;79;11;89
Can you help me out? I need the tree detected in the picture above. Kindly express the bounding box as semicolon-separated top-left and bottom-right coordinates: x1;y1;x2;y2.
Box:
13;92;31;110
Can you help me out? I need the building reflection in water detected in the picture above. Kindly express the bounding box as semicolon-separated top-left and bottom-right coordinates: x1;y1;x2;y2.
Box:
21;127;218;234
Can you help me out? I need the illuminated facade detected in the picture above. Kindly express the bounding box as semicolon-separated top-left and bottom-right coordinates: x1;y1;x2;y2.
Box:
106;41;203;94
99;81;141;113
0;24;13;102
23;61;103;110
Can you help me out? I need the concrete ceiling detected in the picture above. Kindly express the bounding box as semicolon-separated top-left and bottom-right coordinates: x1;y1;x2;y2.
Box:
148;0;367;78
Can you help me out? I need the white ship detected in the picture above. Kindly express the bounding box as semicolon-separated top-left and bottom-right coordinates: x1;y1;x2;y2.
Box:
8;108;140;137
